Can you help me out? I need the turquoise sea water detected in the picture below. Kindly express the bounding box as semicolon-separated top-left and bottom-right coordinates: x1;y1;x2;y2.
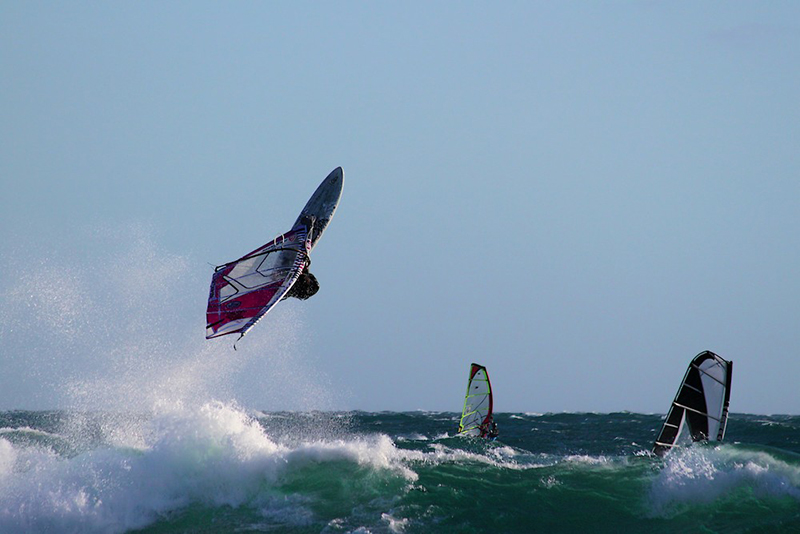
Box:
1;409;799;533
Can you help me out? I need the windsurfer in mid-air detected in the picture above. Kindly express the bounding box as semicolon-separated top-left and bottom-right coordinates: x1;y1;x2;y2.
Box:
205;168;342;344
283;215;320;301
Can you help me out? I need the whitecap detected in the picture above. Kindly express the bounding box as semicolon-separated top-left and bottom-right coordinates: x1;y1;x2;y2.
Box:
647;444;800;517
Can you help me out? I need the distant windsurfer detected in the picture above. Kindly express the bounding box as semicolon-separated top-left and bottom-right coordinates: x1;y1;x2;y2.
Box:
488;421;499;440
480;416;499;440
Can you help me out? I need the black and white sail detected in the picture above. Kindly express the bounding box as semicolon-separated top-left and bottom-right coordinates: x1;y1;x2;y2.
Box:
653;350;733;457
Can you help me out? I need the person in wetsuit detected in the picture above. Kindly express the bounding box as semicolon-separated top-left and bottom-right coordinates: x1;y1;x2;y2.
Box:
488;420;499;440
284;262;319;300
479;416;499;440
282;216;321;301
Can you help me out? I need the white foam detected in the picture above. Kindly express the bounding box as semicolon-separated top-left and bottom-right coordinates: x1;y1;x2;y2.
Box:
563;454;614;466
381;511;410;532
0;402;419;533
0;224;366;532
0;439;16;478
647;445;800;516
540;474;561;488
405;441;550;471
0;426;58;439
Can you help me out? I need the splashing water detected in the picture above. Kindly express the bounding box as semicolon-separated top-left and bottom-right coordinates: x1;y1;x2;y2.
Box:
2;229;800;533
0;223;338;413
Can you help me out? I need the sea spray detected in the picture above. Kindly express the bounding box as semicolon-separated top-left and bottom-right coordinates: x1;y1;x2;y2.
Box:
0;223;341;412
0;224;372;532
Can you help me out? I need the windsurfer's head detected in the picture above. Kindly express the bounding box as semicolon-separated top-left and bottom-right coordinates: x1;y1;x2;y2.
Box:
290;270;319;300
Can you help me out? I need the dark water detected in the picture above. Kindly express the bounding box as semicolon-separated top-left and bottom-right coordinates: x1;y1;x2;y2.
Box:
1;408;799;533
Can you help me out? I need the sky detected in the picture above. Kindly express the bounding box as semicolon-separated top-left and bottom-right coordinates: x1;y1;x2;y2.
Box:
1;2;799;414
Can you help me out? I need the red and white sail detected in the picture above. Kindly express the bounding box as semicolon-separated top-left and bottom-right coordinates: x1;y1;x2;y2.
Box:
205;223;310;340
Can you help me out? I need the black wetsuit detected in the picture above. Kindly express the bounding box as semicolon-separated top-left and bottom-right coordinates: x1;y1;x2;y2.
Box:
285;264;319;300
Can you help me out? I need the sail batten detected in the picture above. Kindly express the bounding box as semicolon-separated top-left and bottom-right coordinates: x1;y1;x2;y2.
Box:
653;351;733;456
681;383;703;395
672;402;724;422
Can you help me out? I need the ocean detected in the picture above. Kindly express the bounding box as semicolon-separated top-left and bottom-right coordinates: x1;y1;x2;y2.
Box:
1;408;799;533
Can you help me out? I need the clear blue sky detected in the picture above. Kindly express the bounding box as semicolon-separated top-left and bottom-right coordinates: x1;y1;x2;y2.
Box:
2;2;799;414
